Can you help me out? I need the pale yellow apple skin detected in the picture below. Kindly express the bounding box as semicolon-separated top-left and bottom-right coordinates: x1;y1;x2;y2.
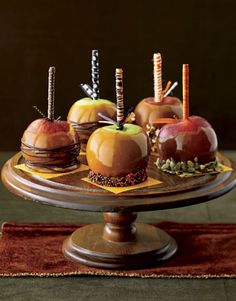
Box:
68;98;116;124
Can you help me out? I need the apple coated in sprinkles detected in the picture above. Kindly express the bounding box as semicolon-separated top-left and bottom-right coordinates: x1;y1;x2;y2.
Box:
86;68;150;187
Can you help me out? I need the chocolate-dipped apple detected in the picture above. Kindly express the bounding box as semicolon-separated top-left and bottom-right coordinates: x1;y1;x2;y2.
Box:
135;53;182;150
86;68;150;187
68;50;116;151
155;64;219;175
21;67;80;173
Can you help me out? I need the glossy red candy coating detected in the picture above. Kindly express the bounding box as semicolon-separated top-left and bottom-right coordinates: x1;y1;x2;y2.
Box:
156;116;218;163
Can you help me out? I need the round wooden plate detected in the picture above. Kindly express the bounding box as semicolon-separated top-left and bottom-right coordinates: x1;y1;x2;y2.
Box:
1;152;236;212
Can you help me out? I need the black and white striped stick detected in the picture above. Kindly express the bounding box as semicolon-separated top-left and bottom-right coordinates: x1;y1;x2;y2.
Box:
47;66;56;121
80;83;95;99
116;68;124;130
91;49;100;100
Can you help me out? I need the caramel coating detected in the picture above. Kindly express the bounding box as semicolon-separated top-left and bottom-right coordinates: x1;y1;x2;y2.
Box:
135;97;182;128
86;124;150;177
68;98;116;124
21;119;79;150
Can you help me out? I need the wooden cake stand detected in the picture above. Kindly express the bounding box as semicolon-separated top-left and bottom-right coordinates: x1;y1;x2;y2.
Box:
2;152;236;269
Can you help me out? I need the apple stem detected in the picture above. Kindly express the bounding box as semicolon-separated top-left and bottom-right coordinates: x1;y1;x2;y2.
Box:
115;68;124;130
91;49;100;100
153;53;162;102
163;81;178;97
182;64;189;120
47;66;56;121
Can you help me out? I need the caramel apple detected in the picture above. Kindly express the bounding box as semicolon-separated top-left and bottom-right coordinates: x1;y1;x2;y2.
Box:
67;50;116;151
135;96;182;128
135;53;182;130
21;67;80;173
155;64;218;175
86;68;150;187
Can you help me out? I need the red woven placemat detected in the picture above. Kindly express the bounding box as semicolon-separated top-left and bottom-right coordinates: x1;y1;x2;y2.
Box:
0;222;236;278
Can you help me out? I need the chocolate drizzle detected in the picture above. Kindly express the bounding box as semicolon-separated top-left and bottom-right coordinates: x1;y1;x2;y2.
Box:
88;168;147;187
21;142;80;172
71;121;107;151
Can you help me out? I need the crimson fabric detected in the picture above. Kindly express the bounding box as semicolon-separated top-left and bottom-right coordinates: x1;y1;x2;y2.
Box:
0;222;236;278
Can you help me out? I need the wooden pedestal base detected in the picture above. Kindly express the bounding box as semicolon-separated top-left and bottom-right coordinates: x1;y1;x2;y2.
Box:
63;213;177;269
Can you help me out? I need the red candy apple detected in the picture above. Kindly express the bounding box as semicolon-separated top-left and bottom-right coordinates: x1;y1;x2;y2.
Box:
156;64;218;166
22;118;79;150
156;115;218;163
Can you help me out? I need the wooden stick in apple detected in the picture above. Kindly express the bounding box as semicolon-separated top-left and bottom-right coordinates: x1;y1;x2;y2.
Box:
47;66;56;121
116;68;124;130
182;64;189;120
153;53;162;103
91;49;100;100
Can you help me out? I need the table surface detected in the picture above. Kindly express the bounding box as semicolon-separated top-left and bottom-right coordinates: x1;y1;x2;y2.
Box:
0;151;236;301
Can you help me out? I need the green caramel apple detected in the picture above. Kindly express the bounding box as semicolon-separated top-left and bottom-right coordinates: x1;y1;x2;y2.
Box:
68;98;116;124
86;123;150;177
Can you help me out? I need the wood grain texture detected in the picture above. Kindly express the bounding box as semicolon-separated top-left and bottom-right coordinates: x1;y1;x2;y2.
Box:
1;152;236;212
62;223;177;269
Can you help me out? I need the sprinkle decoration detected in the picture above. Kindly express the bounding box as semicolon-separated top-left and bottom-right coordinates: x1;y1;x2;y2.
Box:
153;53;162;102
88;168;147;187
91;49;100;100
115;68;124;130
47;66;56;121
183;64;189;120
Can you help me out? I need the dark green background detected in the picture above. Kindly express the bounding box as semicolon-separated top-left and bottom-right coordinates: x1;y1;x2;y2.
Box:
0;0;235;150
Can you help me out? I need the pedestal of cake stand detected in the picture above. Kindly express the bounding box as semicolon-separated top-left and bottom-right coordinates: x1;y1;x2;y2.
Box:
2;152;236;270
63;212;177;269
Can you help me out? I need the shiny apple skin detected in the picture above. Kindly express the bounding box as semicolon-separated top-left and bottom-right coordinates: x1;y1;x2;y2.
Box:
86;124;150;177
21;118;79;149
156;116;218;163
134;96;183;128
68;98;116;124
